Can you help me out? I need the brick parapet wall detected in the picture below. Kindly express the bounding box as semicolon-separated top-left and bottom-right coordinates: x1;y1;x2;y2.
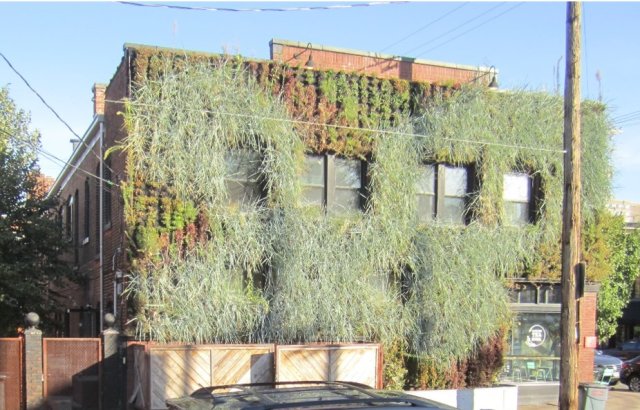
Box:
271;40;487;85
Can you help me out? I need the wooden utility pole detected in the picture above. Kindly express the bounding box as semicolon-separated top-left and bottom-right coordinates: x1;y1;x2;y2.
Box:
559;2;582;410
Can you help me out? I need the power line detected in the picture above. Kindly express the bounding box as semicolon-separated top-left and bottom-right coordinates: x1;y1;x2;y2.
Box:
118;1;408;13
0;51;81;140
583;3;590;100
105;98;566;154
0;51;116;176
612;110;640;122
379;2;469;53
401;2;505;56
416;3;524;57
0;127;115;187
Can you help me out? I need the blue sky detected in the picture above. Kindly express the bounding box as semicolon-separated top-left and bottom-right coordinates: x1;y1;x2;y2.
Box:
1;1;638;202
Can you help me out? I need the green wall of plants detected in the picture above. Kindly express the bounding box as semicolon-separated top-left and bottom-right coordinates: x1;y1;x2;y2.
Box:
117;47;612;387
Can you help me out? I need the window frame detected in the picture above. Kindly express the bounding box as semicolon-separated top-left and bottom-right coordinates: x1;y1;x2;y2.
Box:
300;153;368;214
65;195;73;242
103;158;112;230
503;171;534;226
416;163;472;225
83;178;90;245
73;190;79;265
224;148;265;207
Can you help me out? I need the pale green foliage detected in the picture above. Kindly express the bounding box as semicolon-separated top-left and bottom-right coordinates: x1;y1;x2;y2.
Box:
121;57;612;372
591;213;640;341
415;87;612;273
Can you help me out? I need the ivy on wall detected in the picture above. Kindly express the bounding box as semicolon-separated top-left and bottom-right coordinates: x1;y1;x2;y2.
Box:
117;47;612;385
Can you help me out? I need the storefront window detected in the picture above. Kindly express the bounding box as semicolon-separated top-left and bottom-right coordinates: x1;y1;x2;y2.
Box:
502;312;561;383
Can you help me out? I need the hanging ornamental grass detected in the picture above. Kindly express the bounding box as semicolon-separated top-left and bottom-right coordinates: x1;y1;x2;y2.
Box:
118;54;612;371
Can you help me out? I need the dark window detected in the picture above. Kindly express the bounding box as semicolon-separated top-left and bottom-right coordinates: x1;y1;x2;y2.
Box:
542;285;562;304
224;149;262;207
65;195;73;240
518;284;537;303
95;164;100;254
84;178;90;242
103;158;112;228
503;172;532;225
73;190;79;265
300;154;366;214
416;164;469;224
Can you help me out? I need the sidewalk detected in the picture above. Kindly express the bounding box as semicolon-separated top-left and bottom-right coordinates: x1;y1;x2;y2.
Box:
519;383;640;409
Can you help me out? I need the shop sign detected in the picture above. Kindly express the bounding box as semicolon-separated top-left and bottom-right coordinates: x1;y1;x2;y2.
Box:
526;324;547;348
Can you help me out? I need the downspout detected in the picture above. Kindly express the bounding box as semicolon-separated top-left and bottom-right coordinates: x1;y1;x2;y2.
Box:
99;121;105;332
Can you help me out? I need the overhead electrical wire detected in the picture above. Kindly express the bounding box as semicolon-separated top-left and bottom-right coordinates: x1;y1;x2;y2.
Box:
583;3;590;100
379;2;469;53
0;52;82;140
0;51;116;176
613;110;640;124
0;127;115;187
400;2;506;57
418;2;523;57
105;98;566;154
415;2;524;57
118;1;408;13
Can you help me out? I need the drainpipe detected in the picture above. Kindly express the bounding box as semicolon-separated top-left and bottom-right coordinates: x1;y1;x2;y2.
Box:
99;121;105;333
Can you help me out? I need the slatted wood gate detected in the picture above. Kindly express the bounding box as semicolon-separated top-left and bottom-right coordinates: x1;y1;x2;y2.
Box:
129;343;381;410
0;338;23;410
129;343;274;410
275;344;382;389
42;338;101;408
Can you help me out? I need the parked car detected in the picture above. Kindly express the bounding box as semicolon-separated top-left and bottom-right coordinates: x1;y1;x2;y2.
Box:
621;340;640;351
621;355;640;392
166;381;457;409
594;350;623;385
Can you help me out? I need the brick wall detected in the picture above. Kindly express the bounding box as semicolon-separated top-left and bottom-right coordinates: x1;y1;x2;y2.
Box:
578;289;598;383
92;83;106;116
54;65;129;336
102;55;130;328
271;39;491;85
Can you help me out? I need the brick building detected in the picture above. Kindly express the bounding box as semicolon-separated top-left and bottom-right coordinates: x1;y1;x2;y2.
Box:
49;39;495;337
49;39;605;385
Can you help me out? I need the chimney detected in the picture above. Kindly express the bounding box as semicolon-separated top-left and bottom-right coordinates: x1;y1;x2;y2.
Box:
92;83;106;116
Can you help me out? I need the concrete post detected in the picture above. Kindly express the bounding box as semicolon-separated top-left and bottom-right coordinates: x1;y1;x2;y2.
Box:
101;313;122;410
23;312;43;410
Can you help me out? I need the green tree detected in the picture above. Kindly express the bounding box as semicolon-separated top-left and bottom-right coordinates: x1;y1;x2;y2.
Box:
0;87;70;335
584;211;640;342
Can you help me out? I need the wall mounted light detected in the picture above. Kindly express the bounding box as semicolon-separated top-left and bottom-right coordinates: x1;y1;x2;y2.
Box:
487;66;498;89
471;65;499;89
294;42;315;69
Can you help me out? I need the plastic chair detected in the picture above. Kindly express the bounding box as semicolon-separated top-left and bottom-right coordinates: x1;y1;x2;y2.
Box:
596;367;614;385
526;361;536;380
512;368;523;382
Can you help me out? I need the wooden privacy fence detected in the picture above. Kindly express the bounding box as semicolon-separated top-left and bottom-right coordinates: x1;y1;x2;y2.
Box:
0;338;23;410
128;343;381;410
275;344;382;389
43;338;101;407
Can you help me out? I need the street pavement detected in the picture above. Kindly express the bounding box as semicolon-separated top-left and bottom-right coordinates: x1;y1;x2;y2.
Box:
519;383;640;409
